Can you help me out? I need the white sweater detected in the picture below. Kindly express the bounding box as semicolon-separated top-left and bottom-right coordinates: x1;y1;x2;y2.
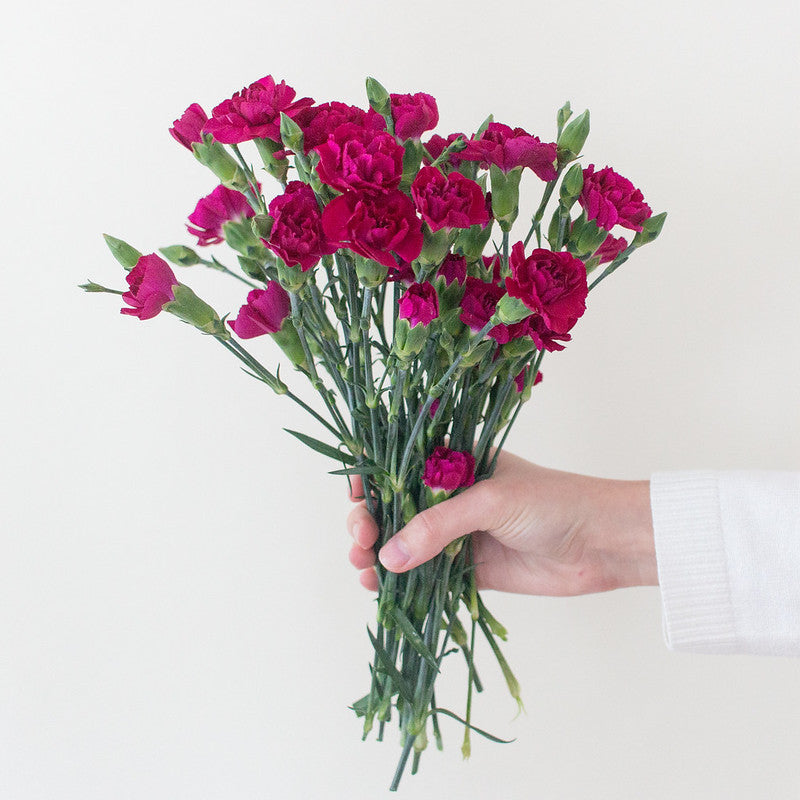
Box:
650;471;800;656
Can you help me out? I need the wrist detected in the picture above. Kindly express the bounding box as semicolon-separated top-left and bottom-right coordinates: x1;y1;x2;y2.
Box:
584;478;658;590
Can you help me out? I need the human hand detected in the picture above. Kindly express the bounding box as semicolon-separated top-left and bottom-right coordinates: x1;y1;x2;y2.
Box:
347;450;657;596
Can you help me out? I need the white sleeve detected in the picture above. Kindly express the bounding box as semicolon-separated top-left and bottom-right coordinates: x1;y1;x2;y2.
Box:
650;471;800;656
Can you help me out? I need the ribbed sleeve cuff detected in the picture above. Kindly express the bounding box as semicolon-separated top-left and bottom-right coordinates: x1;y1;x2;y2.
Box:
650;472;738;653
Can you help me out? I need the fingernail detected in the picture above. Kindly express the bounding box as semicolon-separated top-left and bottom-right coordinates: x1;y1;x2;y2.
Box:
379;537;411;571
351;522;361;543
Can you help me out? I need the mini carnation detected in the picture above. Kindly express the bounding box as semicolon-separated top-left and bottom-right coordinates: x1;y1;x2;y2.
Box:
267;181;336;271
579;165;652;232
315;123;404;192
390;92;439;140
398;281;439;327
228;283;291;339
120;254;178;321
411;166;490;231
461;122;557;180
187;184;255;246
423;447;476;495
169;103;208;150
203;75;314;145
594;233;629;264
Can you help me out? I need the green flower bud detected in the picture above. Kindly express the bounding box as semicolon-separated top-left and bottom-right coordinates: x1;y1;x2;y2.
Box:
254;137;289;184
103;234;141;270
272;320;308;370
559;162;584;206
355;256;388;288
279;112;305;154
159;245;200;267
632;211;667;247
165;284;226;336
222;220;265;258
489;164;522;232
192;138;248;191
493;294;531;326
365;76;391;119
557;109;590;162
556;101;572;135
393;317;429;360
398;138;423;192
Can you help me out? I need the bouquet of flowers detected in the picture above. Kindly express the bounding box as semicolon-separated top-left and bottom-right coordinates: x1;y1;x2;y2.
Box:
83;74;665;790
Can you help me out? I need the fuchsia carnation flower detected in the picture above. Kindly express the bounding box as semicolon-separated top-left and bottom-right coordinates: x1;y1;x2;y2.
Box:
321;189;423;268
120;254;178;321
294;102;385;153
203;75;314;145
424;132;468;167
187;184;255;246
437;253;467;286
594;232;628;264
169;103;208;150
506;243;588;350
579;165;652;232
315;123;404;193
398;281;439;327
411;166;490;231
461;122;557;180
228;283;291;339
459;277;511;343
423;446;476;495
390;92;439;140
267;181;336;272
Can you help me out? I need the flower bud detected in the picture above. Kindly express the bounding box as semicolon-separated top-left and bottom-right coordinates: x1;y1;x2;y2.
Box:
556;101;572;134
222;219;266;258
489;165;521;232
192;138;248;191
365;77;392;122
557;109;590;161
632;211;667;247
254;137;290;184
165;284;227;336
355;256;389;288
279;111;305;154
392;317;429;360
103;234;142;270
277;259;310;292
159;245;201;267
492;294;531;326
559;162;584;206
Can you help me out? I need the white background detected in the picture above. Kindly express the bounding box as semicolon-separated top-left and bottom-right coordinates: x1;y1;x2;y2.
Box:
2;0;799;798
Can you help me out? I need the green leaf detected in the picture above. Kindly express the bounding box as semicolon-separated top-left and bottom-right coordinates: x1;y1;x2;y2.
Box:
350;694;370;718
328;465;386;477
429;707;515;744
283;428;356;464
388;606;440;672
366;627;415;706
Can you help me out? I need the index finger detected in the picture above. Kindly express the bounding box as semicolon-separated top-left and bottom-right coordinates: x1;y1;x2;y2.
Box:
348;474;365;502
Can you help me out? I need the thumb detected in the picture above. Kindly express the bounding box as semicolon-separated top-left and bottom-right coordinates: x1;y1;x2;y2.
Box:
378;482;497;572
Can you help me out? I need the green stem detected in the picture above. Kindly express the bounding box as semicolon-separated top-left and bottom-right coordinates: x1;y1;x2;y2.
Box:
200;258;260;289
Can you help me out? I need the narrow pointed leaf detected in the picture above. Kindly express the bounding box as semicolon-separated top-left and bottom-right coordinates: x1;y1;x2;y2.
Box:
429;708;515;744
366;627;415;706
283;428;356;464
389;606;440;672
